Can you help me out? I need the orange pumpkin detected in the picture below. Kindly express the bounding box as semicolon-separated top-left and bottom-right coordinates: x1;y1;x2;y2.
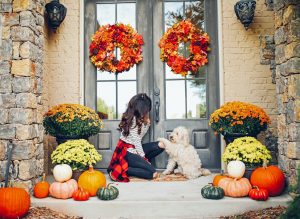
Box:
49;179;78;199
218;177;252;197
72;187;90;201
250;164;285;196
213;172;228;186
78;166;106;196
0;187;30;219
34;173;50;198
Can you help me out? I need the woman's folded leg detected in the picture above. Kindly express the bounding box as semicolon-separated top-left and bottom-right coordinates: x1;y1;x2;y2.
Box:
127;167;154;179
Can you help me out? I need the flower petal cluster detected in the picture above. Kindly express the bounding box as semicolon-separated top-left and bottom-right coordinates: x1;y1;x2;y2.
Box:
90;23;144;73
159;20;209;76
51;139;102;170
209;101;271;136
43;104;103;138
222;137;272;165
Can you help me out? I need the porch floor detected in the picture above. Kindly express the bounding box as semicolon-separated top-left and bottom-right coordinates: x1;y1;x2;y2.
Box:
32;175;292;219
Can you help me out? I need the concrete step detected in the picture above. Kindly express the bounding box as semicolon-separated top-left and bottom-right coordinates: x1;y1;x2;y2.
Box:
32;175;292;219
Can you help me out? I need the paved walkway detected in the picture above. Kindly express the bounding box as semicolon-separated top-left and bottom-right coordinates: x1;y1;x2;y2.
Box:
32;175;291;219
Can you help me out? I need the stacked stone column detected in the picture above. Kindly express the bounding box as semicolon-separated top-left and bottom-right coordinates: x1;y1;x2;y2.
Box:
273;0;300;186
0;0;45;190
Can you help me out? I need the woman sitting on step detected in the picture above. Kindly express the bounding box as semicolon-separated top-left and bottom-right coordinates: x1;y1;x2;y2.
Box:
107;93;165;182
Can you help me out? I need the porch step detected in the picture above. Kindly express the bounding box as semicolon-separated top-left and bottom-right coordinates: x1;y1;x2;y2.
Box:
32;175;292;219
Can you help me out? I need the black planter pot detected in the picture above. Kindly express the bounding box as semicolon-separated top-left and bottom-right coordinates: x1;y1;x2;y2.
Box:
243;167;257;179
72;169;85;181
56;136;89;145
223;133;257;145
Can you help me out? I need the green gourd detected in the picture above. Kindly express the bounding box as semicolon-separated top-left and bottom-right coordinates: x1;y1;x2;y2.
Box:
201;183;225;200
96;183;119;200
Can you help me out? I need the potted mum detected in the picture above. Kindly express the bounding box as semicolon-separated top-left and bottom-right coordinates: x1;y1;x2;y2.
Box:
222;137;272;179
43;104;103;144
51;139;102;180
209;101;271;144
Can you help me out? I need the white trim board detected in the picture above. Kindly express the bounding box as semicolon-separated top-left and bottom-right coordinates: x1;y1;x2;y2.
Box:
79;0;84;105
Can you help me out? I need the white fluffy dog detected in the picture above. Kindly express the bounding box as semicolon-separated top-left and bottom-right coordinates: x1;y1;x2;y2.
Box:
158;126;211;179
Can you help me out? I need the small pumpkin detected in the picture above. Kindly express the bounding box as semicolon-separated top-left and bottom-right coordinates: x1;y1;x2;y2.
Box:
78;166;106;196
212;171;228;186
0;187;30;219
34;173;50;198
72;187;90;201
49;179;78;199
249;186;269;201
218;177;252;198
97;183;119;201
53;164;73;183
250;162;285;196
201;183;224;200
227;160;245;179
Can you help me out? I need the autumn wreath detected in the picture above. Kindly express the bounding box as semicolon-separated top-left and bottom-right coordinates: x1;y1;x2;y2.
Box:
89;23;144;73
159;20;210;76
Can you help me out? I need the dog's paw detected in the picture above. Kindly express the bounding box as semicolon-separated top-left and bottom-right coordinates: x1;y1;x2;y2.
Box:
200;168;211;176
162;170;171;175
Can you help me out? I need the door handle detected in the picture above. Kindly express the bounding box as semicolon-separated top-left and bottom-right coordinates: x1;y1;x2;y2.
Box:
154;88;160;123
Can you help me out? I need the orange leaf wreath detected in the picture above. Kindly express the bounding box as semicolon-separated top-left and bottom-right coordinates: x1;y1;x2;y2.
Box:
90;23;144;73
159;20;210;76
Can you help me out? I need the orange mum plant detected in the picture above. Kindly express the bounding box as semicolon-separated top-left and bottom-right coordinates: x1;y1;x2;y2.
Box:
43;104;103;138
209;101;270;136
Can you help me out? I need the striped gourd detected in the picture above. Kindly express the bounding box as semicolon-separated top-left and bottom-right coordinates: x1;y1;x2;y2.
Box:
96;183;119;200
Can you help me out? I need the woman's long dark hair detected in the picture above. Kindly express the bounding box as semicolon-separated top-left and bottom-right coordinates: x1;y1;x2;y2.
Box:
119;93;152;137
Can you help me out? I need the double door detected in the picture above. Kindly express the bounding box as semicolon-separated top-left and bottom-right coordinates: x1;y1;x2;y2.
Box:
84;0;220;170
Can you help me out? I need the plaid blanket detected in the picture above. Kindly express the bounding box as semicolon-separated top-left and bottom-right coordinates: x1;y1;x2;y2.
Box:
107;140;135;182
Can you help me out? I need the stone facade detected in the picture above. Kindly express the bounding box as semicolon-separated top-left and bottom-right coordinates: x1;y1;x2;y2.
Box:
273;0;300;186
0;0;45;191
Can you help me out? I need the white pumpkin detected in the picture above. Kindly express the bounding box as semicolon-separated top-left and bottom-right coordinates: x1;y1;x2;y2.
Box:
53;164;72;182
227;160;245;179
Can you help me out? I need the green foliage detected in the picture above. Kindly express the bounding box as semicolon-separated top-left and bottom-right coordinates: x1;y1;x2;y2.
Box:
97;98;115;119
280;167;300;219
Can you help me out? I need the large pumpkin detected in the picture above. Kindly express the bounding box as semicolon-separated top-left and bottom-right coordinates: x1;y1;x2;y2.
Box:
49;179;78;199
0;187;30;219
97;183;119;200
34;173;50;198
212;171;228;186
53;164;72;183
78;166;106;196
218;177;252;197
227;160;245;179
201;184;224;200
250;165;285;196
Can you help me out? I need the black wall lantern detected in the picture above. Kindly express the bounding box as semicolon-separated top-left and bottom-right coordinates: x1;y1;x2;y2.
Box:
234;0;256;30
45;0;67;31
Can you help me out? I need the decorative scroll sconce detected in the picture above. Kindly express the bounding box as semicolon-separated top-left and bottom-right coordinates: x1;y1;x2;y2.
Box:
45;0;67;31
234;0;256;30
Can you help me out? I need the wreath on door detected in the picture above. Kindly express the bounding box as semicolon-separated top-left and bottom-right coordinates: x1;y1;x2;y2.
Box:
89;23;144;73
159;20;210;76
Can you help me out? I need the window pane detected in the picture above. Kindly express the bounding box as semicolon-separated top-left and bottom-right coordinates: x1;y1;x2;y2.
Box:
185;1;205;29
97;82;117;120
117;3;136;28
117;81;137;119
166;80;185;119
97;70;116;81
186;66;206;79
97;4;115;26
186;79;206;118
117;66;136;80
166;64;184;79
164;2;183;30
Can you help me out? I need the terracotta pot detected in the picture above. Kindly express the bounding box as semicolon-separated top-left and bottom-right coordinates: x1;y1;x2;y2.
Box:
223;133;257;145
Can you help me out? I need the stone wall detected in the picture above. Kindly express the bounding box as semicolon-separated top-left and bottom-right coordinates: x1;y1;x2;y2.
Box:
0;0;45;191
273;0;300;185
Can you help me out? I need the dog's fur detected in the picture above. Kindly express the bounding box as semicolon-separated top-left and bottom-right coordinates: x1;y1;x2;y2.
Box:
158;126;211;179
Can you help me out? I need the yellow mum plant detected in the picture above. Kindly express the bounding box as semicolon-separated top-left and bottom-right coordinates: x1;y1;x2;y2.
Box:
51;139;102;171
43;104;104;138
222;137;272;166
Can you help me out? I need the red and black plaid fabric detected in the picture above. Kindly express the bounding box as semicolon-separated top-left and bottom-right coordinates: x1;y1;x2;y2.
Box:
107;140;135;182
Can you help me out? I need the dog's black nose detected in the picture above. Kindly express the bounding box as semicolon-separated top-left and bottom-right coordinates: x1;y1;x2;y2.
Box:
169;136;173;140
